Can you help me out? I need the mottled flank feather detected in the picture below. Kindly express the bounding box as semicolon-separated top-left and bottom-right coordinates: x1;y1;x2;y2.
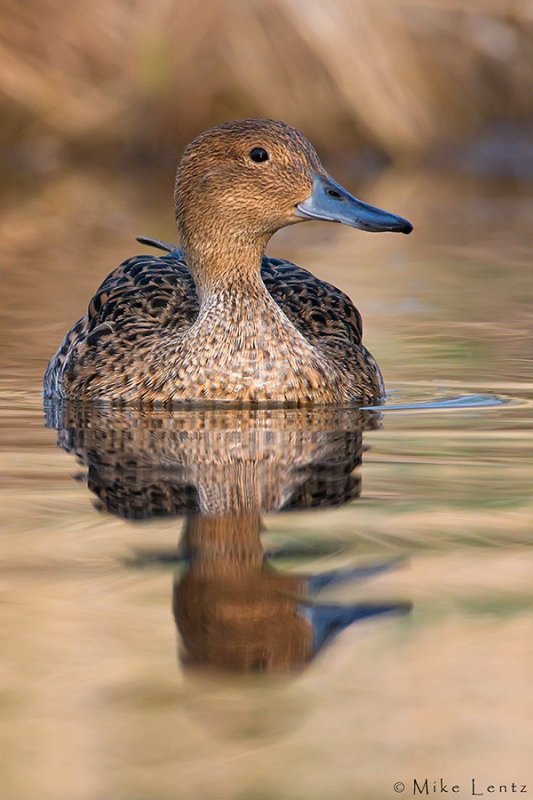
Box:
44;246;382;404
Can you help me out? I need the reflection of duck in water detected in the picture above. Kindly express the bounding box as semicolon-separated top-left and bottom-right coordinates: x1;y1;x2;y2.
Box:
45;119;412;405
47;403;411;673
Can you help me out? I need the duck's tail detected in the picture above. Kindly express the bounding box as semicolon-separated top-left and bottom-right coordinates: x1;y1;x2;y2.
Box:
136;235;178;253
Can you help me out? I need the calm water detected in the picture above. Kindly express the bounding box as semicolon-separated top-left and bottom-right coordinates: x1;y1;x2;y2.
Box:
1;167;532;800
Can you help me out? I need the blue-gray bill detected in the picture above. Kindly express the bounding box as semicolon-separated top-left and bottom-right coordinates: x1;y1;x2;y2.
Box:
296;171;413;234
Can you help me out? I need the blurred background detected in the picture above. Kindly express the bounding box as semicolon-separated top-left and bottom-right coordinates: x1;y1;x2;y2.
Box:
1;0;533;174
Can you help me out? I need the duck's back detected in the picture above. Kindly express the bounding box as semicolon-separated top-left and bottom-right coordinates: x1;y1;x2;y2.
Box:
44;246;382;402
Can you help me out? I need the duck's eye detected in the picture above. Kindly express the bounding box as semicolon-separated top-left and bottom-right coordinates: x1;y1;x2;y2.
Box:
249;147;269;163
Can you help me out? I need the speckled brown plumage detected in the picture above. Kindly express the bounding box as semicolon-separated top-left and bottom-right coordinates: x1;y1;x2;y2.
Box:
44;119;410;405
44;245;382;404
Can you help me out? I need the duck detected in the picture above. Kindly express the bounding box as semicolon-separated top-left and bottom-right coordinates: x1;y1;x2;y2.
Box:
44;118;412;406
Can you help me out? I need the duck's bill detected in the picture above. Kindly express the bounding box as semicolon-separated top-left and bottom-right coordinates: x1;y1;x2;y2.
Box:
295;172;413;234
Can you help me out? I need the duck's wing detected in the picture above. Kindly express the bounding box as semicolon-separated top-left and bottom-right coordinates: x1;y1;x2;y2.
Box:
86;250;197;332
44;248;197;398
261;256;363;349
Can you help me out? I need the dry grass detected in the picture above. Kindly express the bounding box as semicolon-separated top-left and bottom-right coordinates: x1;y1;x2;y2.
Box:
0;0;532;166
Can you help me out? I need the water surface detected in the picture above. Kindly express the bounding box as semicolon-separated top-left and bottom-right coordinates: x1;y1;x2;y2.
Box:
1;167;532;800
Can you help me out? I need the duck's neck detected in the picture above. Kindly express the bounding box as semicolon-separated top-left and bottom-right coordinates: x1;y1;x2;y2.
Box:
172;229;334;403
182;231;269;304
179;230;320;370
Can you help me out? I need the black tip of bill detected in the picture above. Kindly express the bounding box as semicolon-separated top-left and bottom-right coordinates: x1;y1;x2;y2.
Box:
296;172;413;235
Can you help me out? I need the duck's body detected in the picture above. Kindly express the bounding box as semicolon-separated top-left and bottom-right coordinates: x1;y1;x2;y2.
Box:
45;245;382;404
44;119;412;405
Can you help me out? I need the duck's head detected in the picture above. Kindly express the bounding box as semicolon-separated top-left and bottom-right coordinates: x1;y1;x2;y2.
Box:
175;119;412;264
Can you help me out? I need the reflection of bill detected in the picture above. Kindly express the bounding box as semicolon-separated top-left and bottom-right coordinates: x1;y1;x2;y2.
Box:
46;402;411;674
175;510;410;673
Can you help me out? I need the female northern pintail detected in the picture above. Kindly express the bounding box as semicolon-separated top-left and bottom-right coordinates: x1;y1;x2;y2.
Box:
44;119;412;405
